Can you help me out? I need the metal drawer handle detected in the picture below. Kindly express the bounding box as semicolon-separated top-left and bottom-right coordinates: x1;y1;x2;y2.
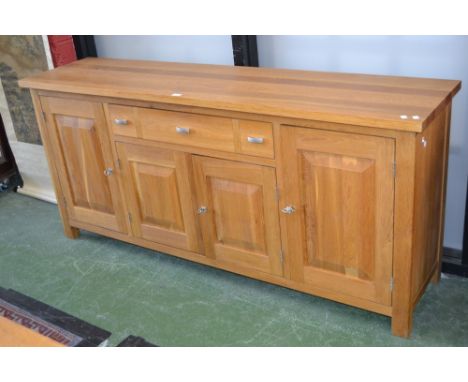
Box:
247;136;264;144
281;205;296;214
176;126;190;135
114;118;128;125
104;168;113;176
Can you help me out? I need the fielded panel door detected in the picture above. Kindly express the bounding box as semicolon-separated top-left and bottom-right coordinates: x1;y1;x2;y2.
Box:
41;96;126;233
192;156;283;276
116;142;202;252
279;127;395;305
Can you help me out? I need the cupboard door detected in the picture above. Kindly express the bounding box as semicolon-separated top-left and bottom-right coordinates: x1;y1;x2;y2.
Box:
192;156;283;276
116;142;202;252
279;127;394;305
41;97;126;233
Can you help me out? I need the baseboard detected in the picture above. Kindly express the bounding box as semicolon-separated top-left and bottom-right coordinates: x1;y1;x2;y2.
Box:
17;185;56;204
442;247;468;277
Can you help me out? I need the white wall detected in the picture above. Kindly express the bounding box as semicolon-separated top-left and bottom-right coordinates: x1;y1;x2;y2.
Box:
95;35;234;65
258;36;468;250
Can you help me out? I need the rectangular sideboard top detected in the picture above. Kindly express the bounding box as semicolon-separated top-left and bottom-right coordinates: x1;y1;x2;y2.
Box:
19;57;461;132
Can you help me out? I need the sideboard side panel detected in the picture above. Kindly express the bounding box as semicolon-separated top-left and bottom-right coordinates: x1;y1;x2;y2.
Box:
411;106;451;304
433;102;452;283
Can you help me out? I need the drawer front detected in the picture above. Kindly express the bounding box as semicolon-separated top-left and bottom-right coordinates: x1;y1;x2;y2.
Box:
237;120;274;158
108;104;138;138
109;105;236;152
108;104;275;158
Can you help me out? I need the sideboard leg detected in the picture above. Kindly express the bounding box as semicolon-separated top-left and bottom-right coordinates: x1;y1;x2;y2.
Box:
431;104;452;286
64;226;80;239
392;132;417;339
391;310;413;338
430;263;441;284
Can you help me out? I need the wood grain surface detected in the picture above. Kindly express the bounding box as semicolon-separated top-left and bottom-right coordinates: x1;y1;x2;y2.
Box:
19;57;461;132
0;316;64;347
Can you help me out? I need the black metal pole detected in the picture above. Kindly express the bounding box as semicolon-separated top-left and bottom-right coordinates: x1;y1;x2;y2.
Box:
72;36;97;59
442;176;468;277
462;177;468;265
231;36;259;67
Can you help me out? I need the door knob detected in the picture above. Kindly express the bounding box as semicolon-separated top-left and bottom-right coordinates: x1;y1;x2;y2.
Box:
104;168;114;176
197;206;208;215
281;205;296;214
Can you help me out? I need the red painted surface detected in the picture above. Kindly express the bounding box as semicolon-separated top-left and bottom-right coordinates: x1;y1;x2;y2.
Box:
47;36;77;67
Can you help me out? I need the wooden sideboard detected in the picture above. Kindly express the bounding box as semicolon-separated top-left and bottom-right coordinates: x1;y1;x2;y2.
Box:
20;58;461;337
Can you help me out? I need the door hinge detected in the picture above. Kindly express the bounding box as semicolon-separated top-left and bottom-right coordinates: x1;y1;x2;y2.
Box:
128;212;132;223
392;162;396;177
42;111;47;121
390;277;394;291
117;158;121;170
279;249;284;264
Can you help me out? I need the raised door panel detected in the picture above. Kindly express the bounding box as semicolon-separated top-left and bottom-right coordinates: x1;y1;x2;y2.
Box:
116;142;202;252
41;97;125;232
193;156;283;276
279;127;394;305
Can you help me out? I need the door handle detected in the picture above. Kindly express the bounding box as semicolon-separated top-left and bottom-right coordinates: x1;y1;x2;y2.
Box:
281;205;296;214
104;168;113;176
197;206;208;215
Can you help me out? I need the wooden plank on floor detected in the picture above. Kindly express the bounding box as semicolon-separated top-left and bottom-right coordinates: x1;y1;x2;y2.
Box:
0;316;64;347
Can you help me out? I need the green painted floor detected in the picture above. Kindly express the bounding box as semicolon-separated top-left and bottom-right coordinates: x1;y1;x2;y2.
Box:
1;192;467;346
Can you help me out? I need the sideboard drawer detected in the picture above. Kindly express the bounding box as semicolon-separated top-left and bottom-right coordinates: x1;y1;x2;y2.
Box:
109;105;236;152
237;120;274;158
107;105;138;138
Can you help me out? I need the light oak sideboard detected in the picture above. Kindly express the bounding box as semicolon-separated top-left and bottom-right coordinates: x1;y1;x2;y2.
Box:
20;58;461;337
